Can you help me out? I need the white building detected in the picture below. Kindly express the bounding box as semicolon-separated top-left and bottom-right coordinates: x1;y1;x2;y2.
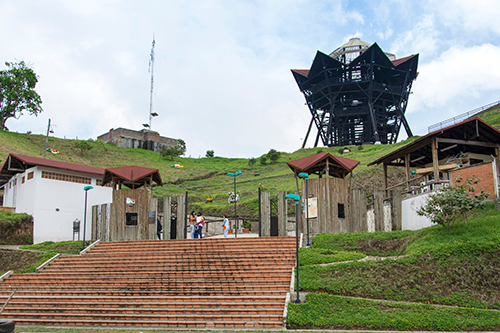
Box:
1;153;113;244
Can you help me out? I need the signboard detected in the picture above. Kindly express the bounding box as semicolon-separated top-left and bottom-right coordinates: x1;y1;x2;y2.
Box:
148;211;156;224
307;197;317;218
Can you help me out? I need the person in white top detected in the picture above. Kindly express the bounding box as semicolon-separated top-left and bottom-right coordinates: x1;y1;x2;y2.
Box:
195;212;205;239
222;215;229;238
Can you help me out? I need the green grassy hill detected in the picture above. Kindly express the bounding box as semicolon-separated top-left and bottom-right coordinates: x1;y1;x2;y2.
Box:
2;99;500;217
0;130;415;217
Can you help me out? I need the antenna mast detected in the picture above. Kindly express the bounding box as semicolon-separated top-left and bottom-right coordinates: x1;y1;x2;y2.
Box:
148;36;156;129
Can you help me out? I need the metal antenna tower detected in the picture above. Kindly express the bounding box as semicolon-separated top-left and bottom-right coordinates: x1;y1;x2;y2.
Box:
148;36;156;129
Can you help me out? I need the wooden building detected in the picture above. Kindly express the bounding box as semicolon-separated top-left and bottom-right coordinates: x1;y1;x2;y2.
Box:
286;152;361;235
95;165;163;241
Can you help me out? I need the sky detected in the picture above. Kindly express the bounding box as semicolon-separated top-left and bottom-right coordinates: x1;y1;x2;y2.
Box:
2;0;500;159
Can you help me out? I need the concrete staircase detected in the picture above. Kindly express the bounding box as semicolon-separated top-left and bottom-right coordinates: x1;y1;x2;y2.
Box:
0;237;296;329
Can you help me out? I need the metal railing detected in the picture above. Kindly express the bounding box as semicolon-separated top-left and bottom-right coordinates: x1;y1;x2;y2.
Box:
428;100;500;133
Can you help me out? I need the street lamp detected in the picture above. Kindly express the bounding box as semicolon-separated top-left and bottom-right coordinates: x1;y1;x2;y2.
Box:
227;172;242;238
82;185;93;251
298;172;310;246
286;193;301;304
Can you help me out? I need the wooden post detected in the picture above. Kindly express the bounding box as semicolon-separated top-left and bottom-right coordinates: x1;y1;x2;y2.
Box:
373;190;384;232
405;154;411;191
260;191;271;237
162;196;172;240
149;198;158;240
325;159;330;235
383;163;388;193
391;190;402;231
176;195;186;239
432;137;439;184
278;191;287;236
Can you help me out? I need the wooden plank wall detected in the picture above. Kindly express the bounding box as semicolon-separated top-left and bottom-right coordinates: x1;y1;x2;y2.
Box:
350;189;368;233
91;205;98;240
277;191;287;236
260;191;271;236
110;188;152;241
302;177;350;235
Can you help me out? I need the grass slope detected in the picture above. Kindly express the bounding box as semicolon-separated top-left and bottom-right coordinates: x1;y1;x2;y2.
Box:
288;204;500;331
0;130;415;217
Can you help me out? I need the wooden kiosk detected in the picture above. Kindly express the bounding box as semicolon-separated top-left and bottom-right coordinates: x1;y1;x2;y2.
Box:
287;152;360;235
101;165;163;241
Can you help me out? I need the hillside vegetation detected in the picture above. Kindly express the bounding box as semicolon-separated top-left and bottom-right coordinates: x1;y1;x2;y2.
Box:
1;102;499;217
0;130;414;217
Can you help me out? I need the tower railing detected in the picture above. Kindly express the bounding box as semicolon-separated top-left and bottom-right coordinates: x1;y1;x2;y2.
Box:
428;100;500;133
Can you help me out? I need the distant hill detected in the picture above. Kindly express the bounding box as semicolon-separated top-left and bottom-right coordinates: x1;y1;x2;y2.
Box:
1;103;499;217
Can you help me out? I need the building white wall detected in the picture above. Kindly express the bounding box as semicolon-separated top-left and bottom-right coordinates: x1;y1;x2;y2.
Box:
3;166;112;244
401;192;434;230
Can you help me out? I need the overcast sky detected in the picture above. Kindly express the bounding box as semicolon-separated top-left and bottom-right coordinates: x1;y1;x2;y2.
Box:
2;0;500;158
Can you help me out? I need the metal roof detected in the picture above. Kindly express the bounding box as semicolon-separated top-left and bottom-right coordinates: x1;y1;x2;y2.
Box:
368;117;500;168
286;152;360;178
0;153;105;186
102;165;163;188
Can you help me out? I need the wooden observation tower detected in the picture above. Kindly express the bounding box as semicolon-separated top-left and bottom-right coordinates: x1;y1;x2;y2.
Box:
292;37;419;147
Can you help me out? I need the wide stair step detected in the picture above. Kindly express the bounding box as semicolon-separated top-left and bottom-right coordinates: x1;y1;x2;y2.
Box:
0;236;296;328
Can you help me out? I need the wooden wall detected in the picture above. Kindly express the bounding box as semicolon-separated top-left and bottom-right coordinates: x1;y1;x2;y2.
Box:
110;188;152;241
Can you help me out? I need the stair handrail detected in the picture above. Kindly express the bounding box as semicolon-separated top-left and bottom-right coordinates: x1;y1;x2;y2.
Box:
428;100;500;133
80;239;100;256
0;289;16;315
35;253;60;273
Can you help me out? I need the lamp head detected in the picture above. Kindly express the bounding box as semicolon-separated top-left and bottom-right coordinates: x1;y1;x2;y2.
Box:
298;172;309;179
227;172;235;176
285;194;301;202
84;186;93;191
235;171;243;176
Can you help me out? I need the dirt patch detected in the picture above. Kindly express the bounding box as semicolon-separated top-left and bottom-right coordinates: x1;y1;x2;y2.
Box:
356;237;411;256
0;249;42;273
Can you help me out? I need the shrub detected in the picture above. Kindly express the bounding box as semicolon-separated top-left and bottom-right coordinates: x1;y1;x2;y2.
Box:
267;149;280;164
259;155;267;165
248;157;256;167
416;176;490;229
161;139;186;160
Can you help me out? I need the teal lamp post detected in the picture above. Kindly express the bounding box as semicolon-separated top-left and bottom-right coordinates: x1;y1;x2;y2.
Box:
227;172;242;237
298;172;310;246
286;193;301;303
82;185;93;251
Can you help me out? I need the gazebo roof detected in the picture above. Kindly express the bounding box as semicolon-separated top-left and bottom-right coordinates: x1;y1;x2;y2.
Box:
102;165;163;188
286;152;360;178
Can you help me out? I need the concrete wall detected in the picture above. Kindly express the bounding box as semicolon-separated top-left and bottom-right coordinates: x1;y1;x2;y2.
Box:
3;166;113;244
401;192;433;230
98;128;178;153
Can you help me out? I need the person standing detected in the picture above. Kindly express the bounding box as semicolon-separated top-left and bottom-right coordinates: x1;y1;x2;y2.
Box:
222;215;229;238
157;217;162;240
195;212;205;239
189;211;196;239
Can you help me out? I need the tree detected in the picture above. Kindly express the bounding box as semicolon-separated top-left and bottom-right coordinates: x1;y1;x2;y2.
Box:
416;176;490;229
205;150;214;158
259;155;267;165
248;157;256;167
161;139;186;160
0;61;43;130
267;149;280;164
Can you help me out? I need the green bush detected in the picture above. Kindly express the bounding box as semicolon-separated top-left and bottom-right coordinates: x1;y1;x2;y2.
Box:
417;176;490;229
